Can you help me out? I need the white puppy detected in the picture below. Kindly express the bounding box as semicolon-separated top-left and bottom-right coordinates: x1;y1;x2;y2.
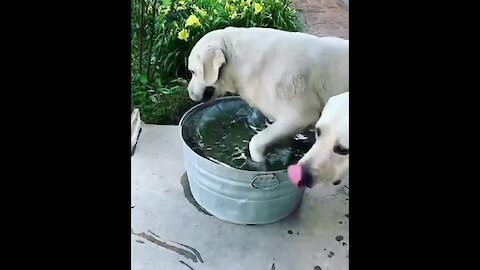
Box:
187;26;349;162
293;92;349;187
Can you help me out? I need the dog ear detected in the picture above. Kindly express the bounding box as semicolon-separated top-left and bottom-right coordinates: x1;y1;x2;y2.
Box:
202;48;226;85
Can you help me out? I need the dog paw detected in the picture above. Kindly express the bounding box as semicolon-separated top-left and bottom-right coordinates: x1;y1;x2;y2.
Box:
249;134;267;162
249;143;266;163
249;148;266;162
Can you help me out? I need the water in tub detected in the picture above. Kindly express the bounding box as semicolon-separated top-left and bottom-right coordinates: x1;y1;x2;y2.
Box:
183;99;315;171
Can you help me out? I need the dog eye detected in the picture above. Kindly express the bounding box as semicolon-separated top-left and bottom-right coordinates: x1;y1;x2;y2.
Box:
315;128;321;138
333;144;349;155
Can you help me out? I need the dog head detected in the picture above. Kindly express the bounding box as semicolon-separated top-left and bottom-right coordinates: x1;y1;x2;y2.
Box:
288;92;349;188
187;31;227;102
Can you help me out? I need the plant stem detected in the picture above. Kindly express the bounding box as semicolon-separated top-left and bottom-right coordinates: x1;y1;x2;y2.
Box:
147;0;157;85
138;0;146;74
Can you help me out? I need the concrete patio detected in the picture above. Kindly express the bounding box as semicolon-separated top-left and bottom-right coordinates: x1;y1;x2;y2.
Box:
131;125;349;270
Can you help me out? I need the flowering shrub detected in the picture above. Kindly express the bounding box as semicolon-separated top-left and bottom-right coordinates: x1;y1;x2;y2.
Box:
132;0;302;124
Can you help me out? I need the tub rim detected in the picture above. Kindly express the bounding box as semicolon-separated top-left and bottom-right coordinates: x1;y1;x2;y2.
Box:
179;96;290;175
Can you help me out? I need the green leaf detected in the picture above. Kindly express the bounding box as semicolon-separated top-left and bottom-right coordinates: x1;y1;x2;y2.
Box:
149;95;158;103
139;75;148;84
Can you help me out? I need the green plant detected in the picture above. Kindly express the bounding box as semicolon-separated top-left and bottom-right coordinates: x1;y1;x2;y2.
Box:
131;0;302;124
131;76;197;124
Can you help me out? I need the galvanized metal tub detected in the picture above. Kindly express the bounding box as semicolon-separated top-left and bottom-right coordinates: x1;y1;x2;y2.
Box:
179;97;306;225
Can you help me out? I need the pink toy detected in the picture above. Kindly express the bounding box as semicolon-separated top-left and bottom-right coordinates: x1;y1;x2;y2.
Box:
287;164;313;188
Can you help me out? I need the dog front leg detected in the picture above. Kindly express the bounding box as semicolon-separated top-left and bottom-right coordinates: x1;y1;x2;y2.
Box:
249;117;308;163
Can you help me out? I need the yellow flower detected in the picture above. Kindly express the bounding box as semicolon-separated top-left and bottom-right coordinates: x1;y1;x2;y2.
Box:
179;0;186;5
243;0;251;6
198;8;208;17
213;9;218;15
186;14;201;27
225;3;235;15
190;4;207;17
230;11;238;19
147;5;153;13
178;29;189;41
254;2;263;15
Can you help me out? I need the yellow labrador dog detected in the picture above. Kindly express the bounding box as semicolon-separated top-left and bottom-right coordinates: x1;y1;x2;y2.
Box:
187;26;349;163
288;92;349;188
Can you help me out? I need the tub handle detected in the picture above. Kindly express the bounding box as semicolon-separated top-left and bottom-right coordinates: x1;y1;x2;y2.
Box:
251;173;280;190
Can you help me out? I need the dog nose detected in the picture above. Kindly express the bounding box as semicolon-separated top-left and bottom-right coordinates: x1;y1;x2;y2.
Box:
202;86;215;102
287;164;313;188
